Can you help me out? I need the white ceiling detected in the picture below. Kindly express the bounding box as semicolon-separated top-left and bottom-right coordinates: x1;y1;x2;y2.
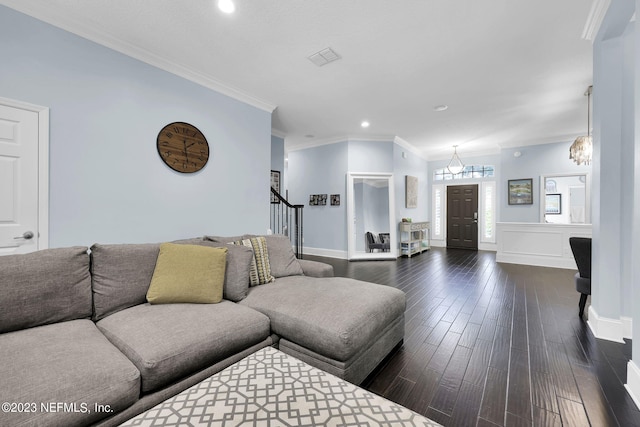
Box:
1;0;595;159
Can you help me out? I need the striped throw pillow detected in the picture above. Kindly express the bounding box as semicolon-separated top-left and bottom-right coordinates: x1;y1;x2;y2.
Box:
232;237;275;286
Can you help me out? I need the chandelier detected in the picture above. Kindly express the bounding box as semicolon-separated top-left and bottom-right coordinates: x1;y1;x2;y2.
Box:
570;86;593;166
447;145;465;175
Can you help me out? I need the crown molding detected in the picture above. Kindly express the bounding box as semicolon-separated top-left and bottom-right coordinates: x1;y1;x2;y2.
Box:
271;128;287;139
425;146;502;162
286;134;396;152
393;136;429;161
287;134;430;161
582;0;611;42
1;2;276;113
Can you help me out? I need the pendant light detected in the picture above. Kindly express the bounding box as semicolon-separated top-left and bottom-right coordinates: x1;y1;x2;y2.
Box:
569;86;593;166
447;145;465;175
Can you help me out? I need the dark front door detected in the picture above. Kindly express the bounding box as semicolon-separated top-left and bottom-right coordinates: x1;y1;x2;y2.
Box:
447;184;478;250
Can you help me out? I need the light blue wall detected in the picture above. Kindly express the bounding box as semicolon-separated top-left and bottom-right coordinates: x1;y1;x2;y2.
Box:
271;135;285;190
394;145;429;224
348;140;393;172
288;142;349;252
0;6;272;247
499;143;592;222
288;139;428;254
591;0;636;338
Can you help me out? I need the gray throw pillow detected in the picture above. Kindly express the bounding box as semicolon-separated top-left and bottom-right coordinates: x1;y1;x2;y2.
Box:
243;234;304;278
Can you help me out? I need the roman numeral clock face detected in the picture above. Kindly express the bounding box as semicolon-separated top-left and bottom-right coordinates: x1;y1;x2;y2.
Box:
157;122;210;173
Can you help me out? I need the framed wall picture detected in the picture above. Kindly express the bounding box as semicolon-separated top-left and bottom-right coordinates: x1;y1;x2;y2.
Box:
545;193;562;214
405;175;418;208
508;178;533;205
270;170;281;204
309;194;327;206
330;194;340;206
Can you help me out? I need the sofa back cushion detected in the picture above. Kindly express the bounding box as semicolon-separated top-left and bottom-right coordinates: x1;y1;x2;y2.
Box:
242;234;304;278
0;247;91;333
91;243;160;321
91;240;254;319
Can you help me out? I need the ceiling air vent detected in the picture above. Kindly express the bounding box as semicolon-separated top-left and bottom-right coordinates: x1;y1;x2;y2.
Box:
307;47;341;67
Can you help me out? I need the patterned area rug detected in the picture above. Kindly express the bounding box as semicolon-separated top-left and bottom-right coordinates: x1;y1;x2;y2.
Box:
121;347;441;426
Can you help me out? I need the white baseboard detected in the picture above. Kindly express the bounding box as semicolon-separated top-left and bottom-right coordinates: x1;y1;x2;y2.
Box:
478;242;497;252
302;246;347;259
495;252;579;269
625;361;640;410
587;306;625;343
426;240;497;252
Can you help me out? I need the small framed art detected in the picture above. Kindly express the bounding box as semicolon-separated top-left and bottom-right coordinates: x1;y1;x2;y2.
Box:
508;178;533;205
545;193;562;214
270;170;281;204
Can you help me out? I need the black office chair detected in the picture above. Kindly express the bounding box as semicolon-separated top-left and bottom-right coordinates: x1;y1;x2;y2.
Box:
569;237;592;317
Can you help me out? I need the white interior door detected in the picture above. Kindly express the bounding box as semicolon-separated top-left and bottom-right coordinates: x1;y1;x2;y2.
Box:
0;102;46;254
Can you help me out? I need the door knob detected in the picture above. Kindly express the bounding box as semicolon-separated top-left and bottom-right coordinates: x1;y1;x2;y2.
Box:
14;231;34;240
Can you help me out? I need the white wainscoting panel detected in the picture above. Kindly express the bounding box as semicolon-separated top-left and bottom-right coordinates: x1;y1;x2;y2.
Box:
496;222;592;269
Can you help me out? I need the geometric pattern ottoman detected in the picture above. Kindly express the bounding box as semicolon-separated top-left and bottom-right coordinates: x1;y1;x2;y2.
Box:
120;347;441;426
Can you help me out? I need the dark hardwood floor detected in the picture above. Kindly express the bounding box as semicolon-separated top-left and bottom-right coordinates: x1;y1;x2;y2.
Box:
305;248;640;427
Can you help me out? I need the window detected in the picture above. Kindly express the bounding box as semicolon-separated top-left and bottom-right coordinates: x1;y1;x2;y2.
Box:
434;165;495;181
432;184;444;239
480;181;496;243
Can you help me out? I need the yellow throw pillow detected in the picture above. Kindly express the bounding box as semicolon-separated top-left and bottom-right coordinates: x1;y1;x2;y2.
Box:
147;243;227;304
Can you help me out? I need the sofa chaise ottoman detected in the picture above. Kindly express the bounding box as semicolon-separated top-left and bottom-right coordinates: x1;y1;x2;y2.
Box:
207;234;406;385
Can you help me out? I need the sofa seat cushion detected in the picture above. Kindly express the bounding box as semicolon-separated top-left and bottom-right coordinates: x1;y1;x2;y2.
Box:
96;301;271;393
0;319;140;427
239;276;406;362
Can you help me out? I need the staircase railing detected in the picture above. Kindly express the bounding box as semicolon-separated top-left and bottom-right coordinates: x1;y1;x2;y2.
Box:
270;187;304;259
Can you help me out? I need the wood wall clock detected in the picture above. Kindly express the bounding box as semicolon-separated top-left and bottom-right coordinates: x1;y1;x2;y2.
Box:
157;122;209;173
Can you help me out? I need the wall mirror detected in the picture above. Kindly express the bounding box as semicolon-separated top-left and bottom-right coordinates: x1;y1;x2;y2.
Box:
540;173;590;224
346;172;397;260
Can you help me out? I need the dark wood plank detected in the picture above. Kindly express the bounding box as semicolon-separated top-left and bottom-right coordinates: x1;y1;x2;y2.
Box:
463;338;492;387
479;367;508;425
427;330;460;373
449;381;484;426
507;348;532;421
307;248;640;427
489;326;511;369
531;371;559;414
533;406;562;427
403;368;441;414
429;384;459;415
440;345;473;390
557;397;590;426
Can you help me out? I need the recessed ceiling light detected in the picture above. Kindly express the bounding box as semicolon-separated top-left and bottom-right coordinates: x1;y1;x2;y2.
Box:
361;121;370;128
434;105;448;112
218;0;235;14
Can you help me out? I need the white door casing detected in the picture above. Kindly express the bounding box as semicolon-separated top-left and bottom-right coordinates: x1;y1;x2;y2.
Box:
0;98;49;254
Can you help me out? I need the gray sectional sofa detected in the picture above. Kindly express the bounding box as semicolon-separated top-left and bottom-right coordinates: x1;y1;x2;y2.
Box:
0;234;406;427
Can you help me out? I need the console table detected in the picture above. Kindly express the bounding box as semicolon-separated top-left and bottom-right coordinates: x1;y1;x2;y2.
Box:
400;221;430;257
